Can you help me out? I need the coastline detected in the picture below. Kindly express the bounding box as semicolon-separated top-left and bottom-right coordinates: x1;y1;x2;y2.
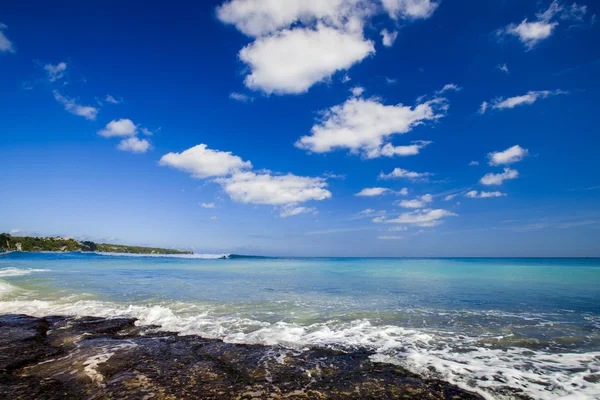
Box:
0;313;485;400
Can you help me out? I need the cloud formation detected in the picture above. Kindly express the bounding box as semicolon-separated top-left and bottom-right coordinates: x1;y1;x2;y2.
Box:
239;24;375;94
296;96;446;158
488;145;529;166
98;119;138;138
53;91;98;120
381;0;439;20
44;62;67;82
379;168;431;180
465;190;507;199
380;29;398;47
375;208;457;227
479;90;566;113
397;194;433;208
480;168;519;185
355;187;391;197
117;137;151;153
0;23;15;53
159;144;252;178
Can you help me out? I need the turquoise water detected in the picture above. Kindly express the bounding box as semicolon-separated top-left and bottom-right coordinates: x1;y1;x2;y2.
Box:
1;253;599;399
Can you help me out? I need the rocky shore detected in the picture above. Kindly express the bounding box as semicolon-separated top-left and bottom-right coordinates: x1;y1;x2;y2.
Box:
0;314;484;399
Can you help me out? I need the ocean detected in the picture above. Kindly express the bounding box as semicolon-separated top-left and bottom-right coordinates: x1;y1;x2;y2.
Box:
0;252;598;399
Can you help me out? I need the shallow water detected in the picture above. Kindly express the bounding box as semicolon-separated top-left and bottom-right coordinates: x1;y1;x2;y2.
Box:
1;252;599;399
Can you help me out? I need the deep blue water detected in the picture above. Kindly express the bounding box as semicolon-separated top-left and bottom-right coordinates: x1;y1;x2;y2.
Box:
1;252;599;399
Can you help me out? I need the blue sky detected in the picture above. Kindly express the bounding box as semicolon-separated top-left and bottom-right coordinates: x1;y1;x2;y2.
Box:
1;0;599;256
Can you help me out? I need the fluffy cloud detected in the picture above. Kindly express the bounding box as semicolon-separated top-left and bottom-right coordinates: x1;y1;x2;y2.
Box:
465;190;507;199
216;0;362;37
53;91;98;120
379;168;431;180
201;202;216;209
444;193;459;201
397;194;433;208
380;29;398;47
398;187;409;196
44;62;67;82
480;168;519;186
0;23;15;53
159;144;252;179
480;90;566;113
350;86;365;97
296;96;446;158
355;187;390;197
216;171;331;206
488;145;529;166
469;161;480;166
499;20;557;49
375;208;457;227
381;0;439;20
357;208;376;215
117;137;151;153
497;1;588;50
239;24;375;94
98;119;138;138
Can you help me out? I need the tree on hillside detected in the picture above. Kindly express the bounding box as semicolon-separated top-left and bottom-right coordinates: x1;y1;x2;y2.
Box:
0;233;11;250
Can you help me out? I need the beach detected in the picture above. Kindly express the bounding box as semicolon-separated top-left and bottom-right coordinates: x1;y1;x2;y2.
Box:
1;253;599;399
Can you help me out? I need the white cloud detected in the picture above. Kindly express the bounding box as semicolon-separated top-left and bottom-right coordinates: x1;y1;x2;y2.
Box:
44;62;67;82
465;190;507;199
480;168;519;186
239;24;375;94
355;187;390;197
499;20;557;49
488;145;529;166
398;194;433;208
350;86;365;97
478;101;489;115
9;228;21;234
497;63;509;74
381;0;439;20
385;77;397;84
216;0;364;37
53;91;98;120
342;74;351;83
280;205;318;218
497;1;588;50
437;83;462;94
469;161;479;166
159;144;252;179
444;193;459;201
378;235;404;240
0;23;15;53
375;208;457;227
117;137;151;153
98;119;138;138
296;96;446;158
140;127;154;136
397;187;409;196
357;208;376;215
388;226;408;231
201;202;216;209
230;92;253;102
480;90;566;113
379;168;431;180
105;95;123;104
380;29;398;47
216;171;331;206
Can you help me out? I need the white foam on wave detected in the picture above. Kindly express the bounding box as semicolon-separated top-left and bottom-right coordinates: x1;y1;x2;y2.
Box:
0;267;51;277
0;298;598;399
97;252;230;259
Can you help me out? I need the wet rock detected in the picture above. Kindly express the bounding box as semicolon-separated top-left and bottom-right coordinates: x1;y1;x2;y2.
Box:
0;314;485;399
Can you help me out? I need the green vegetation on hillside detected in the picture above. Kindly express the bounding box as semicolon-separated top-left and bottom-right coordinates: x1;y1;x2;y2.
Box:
0;233;192;255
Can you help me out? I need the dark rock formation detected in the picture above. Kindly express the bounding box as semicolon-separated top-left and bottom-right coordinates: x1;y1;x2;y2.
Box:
0;314;484;399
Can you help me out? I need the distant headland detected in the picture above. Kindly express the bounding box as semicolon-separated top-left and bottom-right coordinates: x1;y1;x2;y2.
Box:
0;233;192;255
